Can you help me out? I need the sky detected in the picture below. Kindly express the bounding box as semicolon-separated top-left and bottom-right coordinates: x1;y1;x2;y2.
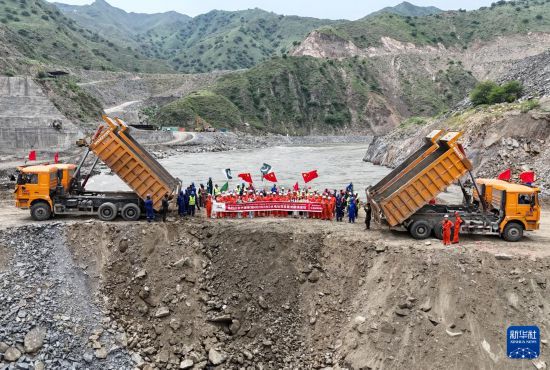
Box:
48;0;494;20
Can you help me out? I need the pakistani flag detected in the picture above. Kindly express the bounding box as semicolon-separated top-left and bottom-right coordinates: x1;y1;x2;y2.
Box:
260;163;272;175
224;168;233;180
220;182;229;192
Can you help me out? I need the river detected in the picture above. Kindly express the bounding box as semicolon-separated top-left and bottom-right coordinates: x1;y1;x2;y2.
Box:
87;144;391;195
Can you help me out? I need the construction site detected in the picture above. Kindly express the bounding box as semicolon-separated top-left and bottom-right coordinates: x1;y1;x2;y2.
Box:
0;106;547;370
1;0;550;369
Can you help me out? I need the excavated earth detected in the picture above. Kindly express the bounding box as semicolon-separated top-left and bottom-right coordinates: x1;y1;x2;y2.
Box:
0;216;549;370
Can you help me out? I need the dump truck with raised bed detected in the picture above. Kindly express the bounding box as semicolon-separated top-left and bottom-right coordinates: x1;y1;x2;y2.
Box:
366;130;541;241
14;115;181;221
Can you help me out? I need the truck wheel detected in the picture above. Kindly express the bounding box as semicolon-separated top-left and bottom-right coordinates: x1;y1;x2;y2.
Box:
30;202;51;221
410;220;432;240
503;223;523;242
121;204;141;221
433;224;443;240
98;202;118;221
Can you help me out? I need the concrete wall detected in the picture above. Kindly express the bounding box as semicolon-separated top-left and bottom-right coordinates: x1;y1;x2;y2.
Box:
0;77;83;154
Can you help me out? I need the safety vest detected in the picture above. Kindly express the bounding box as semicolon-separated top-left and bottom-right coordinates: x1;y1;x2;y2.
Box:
214;188;221;196
189;195;196;205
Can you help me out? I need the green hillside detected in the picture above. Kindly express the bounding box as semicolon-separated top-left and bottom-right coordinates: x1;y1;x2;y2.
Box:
55;2;339;73
54;0;190;51
367;1;442;18
0;0;172;73
153;55;476;134
320;0;550;48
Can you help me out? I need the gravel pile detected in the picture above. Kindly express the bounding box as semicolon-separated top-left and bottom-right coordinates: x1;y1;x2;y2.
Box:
499;50;550;98
0;224;132;369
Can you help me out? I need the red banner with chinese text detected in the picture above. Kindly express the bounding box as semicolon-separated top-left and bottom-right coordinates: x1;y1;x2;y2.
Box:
214;201;323;213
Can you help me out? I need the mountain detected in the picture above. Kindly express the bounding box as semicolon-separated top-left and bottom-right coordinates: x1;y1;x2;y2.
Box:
152;55;475;134
368;1;443;18
303;0;550;49
54;0;190;48
0;0;172;74
55;1;339;73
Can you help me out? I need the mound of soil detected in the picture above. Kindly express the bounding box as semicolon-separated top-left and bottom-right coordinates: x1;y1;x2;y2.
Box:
60;219;550;369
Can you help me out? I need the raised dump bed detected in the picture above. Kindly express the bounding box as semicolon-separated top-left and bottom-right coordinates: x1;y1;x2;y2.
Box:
89;116;180;210
367;131;473;227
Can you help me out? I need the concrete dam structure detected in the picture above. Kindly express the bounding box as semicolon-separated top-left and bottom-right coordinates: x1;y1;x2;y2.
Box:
0;76;82;155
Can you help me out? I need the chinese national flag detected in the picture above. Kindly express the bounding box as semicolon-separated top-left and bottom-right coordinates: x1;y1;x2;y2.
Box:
263;172;278;183
54;152;59;164
238;173;253;183
519;171;535;184
302;170;319;183
28;150;36;161
293;182;299;191
497;168;511;181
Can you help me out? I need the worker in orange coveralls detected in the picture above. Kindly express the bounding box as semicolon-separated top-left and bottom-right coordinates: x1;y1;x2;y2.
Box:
205;194;213;219
452;211;463;244
441;214;453;246
321;196;330;220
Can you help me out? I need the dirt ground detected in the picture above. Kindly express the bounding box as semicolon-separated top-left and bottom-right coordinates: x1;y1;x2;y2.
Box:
0;197;549;369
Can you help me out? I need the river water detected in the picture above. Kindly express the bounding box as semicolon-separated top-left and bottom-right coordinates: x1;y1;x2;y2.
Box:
87;144;391;195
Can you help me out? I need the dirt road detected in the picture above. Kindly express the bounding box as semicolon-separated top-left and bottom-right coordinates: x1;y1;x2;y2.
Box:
2;201;548;257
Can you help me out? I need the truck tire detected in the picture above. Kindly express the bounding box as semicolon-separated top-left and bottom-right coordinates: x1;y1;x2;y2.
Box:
98;202;118;221
121;203;141;221
409;220;432;240
433;224;443;240
30;202;52;221
502;223;523;242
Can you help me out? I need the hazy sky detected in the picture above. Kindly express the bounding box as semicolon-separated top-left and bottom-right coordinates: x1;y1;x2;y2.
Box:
49;0;493;20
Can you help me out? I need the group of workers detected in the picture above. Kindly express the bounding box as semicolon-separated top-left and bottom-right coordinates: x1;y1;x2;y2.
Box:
141;180;373;226
441;211;463;245
207;181;370;224
142;180;463;245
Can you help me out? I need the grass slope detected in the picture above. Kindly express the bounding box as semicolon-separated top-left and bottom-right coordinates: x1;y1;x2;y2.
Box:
0;0;172;73
322;0;550;48
55;2;339;73
367;1;443;18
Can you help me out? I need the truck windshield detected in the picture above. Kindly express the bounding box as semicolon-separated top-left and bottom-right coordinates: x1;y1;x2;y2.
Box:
17;173;38;185
518;194;533;205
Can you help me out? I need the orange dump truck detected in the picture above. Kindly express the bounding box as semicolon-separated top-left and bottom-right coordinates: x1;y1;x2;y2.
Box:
15;116;180;221
366;130;541;241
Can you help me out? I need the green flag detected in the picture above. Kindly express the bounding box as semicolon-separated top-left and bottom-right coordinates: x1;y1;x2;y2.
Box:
220;182;229;192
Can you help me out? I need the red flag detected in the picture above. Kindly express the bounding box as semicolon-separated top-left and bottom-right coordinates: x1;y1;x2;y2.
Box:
263;172;278;183
28;150;36;161
293;182;299;191
497;169;511;181
519;171;535;184
238;173;253;183
302;170;319;183
54;152;59;164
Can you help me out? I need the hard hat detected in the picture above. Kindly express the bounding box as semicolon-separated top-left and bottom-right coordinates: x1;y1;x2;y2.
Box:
444;215;449;218
454;211;459;215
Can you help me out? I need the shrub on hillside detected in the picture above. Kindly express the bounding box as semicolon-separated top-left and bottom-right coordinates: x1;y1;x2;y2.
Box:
469;80;523;106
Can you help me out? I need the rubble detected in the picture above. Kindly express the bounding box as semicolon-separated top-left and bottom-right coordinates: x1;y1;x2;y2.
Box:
1;218;549;369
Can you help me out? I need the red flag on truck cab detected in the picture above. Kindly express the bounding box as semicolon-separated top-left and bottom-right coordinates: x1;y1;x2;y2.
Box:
293;182;299;191
238;173;253;183
263;172;278;183
519;171;535;184
302;170;319;183
54;152;59;164
497;169;511;181
28;150;36;161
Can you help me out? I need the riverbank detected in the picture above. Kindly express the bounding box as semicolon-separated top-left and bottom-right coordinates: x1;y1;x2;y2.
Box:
148;131;373;157
362;100;550;197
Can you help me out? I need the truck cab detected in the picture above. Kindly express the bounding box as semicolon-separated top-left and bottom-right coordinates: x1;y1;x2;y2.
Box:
476;179;540;241
15;165;59;220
